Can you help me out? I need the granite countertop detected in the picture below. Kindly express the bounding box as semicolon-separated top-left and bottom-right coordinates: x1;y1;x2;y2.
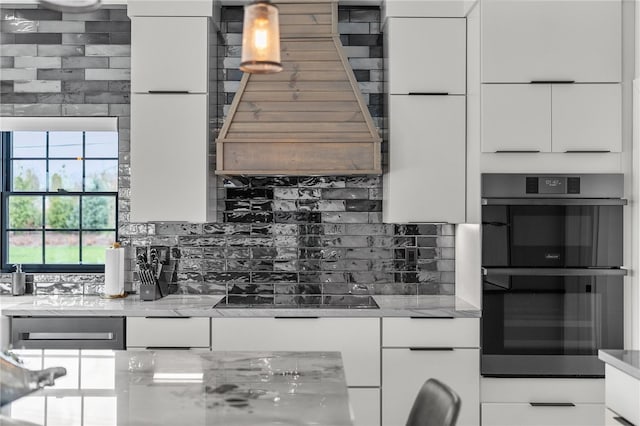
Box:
0;294;481;318
1;350;353;426
599;349;640;380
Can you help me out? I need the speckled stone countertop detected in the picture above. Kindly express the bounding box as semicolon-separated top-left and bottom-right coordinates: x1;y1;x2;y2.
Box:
599;350;640;380
1;350;353;426
0;294;480;318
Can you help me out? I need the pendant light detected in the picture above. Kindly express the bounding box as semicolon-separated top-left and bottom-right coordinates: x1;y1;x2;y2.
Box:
240;0;282;74
39;0;101;12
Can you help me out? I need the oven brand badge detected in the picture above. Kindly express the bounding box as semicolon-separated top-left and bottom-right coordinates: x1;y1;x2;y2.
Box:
545;253;561;260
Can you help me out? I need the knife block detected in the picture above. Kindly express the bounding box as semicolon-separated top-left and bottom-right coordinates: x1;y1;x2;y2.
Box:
138;260;176;301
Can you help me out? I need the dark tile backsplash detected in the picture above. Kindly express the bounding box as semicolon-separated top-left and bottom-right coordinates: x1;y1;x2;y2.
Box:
0;5;455;296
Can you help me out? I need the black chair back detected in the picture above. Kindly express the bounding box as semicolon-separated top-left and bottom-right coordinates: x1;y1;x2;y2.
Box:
406;378;461;426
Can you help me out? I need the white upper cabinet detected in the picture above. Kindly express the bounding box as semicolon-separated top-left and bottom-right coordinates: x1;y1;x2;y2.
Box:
482;0;621;83
481;84;551;153
482;83;622;153
384;95;466;223
386;18;466;94
130;93;211;222
131;17;208;93
552;84;622;153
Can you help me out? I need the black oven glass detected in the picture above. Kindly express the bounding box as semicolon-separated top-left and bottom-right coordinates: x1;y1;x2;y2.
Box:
483;205;623;267
481;274;624;377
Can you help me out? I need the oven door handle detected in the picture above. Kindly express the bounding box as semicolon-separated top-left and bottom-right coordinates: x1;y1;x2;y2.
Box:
482;198;627;206
484;268;628;276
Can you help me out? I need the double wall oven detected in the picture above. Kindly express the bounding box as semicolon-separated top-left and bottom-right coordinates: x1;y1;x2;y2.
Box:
481;174;626;377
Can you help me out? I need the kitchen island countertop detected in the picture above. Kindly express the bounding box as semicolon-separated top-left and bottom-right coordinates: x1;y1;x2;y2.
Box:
0;294;480;318
1;350;353;426
599;349;640;380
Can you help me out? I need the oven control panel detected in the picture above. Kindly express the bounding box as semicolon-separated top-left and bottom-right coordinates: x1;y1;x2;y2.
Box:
526;176;580;194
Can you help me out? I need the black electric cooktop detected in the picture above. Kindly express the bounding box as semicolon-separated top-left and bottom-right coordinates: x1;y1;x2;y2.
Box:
214;294;379;309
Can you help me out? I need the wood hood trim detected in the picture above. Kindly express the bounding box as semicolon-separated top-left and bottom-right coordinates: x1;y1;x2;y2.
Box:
216;0;382;176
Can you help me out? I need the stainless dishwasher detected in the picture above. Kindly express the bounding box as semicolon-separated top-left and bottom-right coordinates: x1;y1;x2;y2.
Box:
10;317;126;350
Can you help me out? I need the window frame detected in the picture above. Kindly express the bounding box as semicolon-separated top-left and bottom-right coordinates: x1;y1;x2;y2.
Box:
0;118;119;273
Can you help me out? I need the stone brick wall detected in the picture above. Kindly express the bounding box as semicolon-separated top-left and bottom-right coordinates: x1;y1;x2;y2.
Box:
0;6;456;297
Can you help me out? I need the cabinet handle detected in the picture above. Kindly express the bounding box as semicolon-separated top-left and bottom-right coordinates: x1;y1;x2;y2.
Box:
409;347;454;351
564;150;611;153
148;90;190;94
274;316;319;319
409;316;454;319
145;346;193;350
495;150;541;153
530;80;575;84
408;92;449;96
613;416;635;426
144;316;192;319
529;402;576;407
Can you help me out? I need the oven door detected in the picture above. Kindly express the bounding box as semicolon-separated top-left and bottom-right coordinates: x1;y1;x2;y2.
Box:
482;199;624;268
481;270;624;377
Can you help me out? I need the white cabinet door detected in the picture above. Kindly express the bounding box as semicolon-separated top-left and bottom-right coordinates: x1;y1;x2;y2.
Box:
211;317;380;387
386;18;466;95
481;84;551;153
382;348;479;426
481;403;605;426
126;317;210;348
130;93;211;222
349;388;380;426
383;95;465;223
131;17;208;93
552;84;622;153
482;0;621;83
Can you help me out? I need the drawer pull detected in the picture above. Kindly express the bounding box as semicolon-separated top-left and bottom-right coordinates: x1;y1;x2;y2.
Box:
495;150;541;153
274;316;319;319
143;316;193;319
408;92;449;96
530;80;575;84
613;416;634;426
529;402;576;407
145;347;193;350
148;90;190;94
409;316;454;319
24;332;113;340
409;347;454;351
564;150;611;153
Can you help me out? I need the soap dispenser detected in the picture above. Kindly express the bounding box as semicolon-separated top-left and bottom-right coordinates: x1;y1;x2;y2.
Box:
11;264;26;296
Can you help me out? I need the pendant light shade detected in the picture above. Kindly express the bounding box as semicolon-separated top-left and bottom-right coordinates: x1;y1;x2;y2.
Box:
240;0;282;74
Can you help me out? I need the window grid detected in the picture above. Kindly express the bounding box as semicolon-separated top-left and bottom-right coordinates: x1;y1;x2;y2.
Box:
2;131;118;273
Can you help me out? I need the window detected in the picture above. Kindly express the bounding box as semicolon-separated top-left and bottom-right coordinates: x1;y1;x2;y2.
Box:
1;117;118;272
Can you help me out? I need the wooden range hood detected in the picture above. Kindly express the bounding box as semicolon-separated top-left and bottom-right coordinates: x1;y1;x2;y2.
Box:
216;0;382;176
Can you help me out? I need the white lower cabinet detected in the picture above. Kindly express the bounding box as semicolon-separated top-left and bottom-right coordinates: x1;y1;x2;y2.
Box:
382;348;480;426
605;364;640;425
481;403;605;426
211;317;380;387
481;378;605;426
349;388;380;426
126;317;210;349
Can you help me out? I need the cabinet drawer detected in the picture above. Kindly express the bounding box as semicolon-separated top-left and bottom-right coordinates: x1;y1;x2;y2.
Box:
211;318;380;386
349;388;380;426
481;378;604;404
127;317;210;348
482;403;605;426
382;318;478;348
382;348;479;426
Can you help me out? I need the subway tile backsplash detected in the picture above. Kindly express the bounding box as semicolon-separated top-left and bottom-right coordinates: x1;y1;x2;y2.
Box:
0;6;455;296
